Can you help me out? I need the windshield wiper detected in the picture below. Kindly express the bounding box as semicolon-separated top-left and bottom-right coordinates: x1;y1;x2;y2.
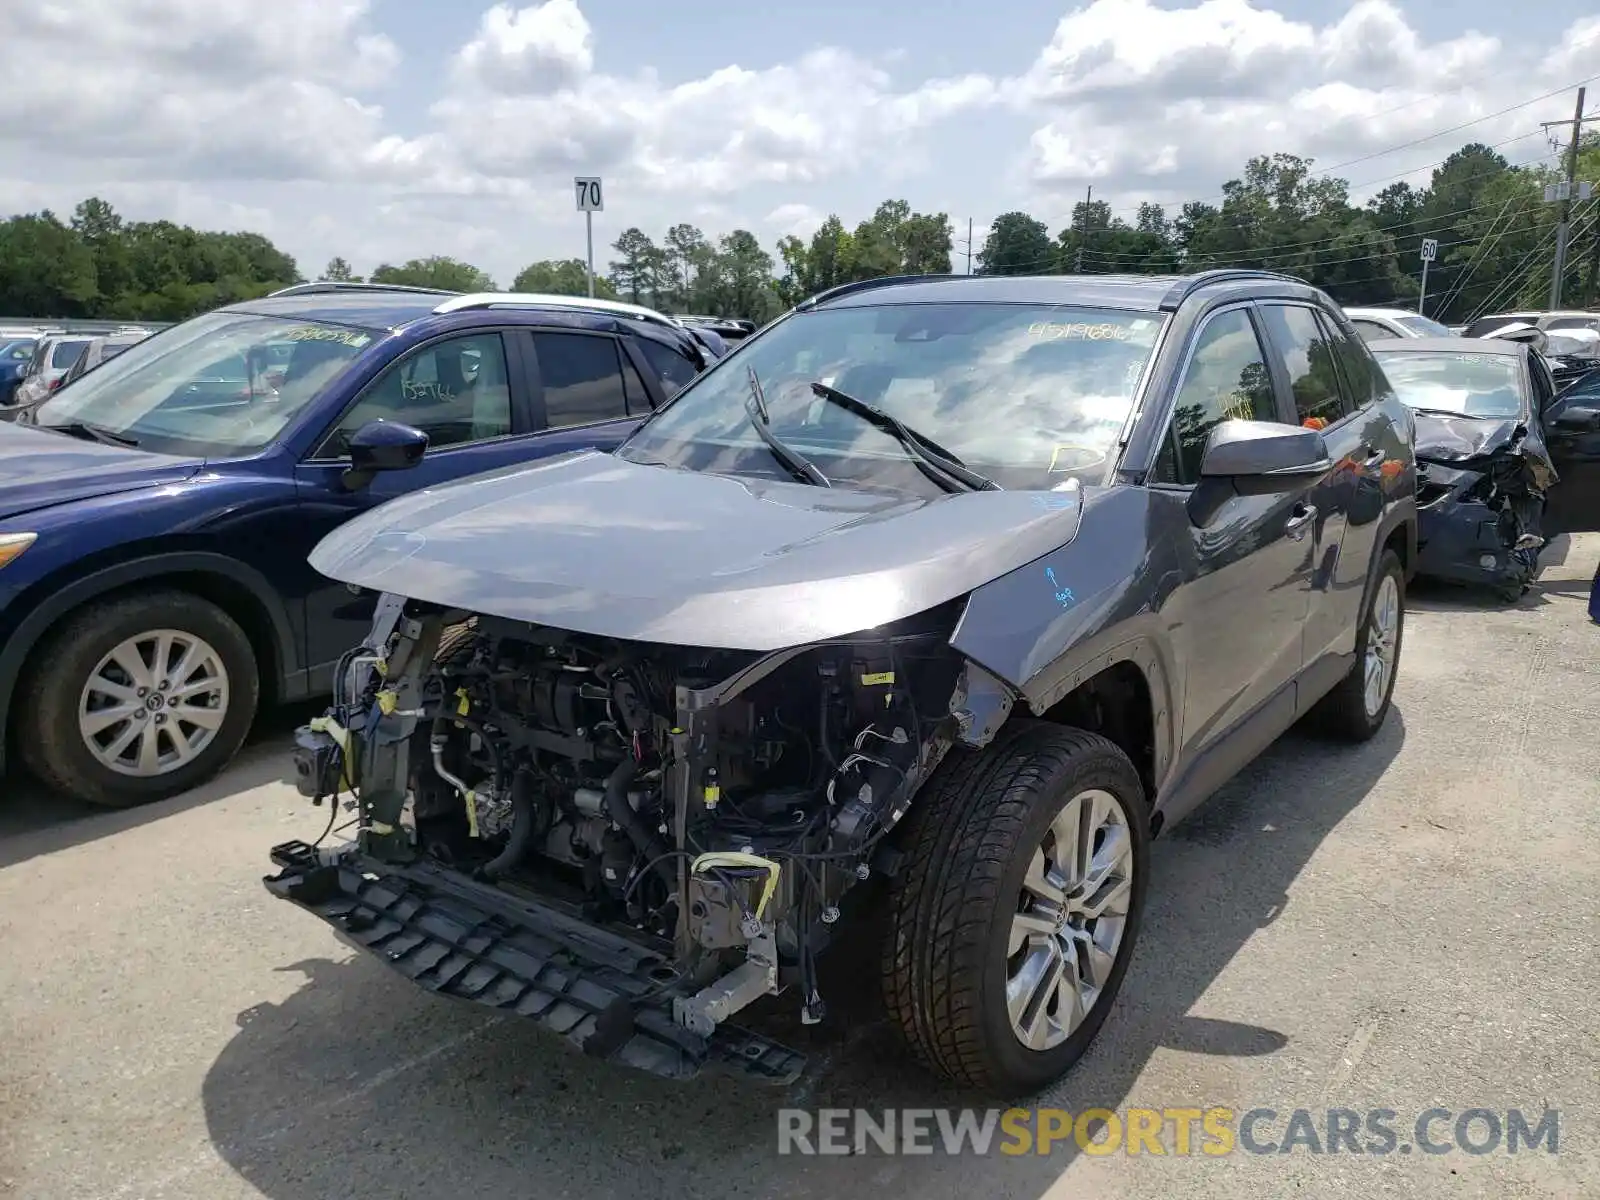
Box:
746;366;830;486
809;381;999;493
41;420;140;447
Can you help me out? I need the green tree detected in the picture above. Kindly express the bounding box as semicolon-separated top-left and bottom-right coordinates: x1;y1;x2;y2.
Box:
321;257;361;282
511;258;618;298
370;256;493;291
0;212;98;316
609;228;661;304
977;212;1052;275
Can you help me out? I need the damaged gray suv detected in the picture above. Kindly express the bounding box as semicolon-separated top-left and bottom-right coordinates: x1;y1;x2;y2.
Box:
266;270;1418;1095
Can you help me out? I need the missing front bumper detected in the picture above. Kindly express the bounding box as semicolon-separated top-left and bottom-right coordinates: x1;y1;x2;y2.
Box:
262;840;805;1085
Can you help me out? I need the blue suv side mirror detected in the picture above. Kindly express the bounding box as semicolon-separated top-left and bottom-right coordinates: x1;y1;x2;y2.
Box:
342;419;429;490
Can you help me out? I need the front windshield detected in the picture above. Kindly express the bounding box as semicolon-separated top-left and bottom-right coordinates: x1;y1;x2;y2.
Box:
619;302;1165;491
35;310;379;456
1373;350;1526;419
0;339;34;361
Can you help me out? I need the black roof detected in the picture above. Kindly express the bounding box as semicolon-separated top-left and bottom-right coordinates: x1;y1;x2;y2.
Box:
801;269;1321;314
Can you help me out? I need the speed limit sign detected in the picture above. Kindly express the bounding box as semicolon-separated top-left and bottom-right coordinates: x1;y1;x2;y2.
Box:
1420;238;1437;263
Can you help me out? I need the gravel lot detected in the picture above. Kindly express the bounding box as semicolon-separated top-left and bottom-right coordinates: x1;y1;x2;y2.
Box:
3;538;1597;1200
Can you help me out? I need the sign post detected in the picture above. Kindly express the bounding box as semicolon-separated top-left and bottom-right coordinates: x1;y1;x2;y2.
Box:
1418;237;1437;315
574;177;603;298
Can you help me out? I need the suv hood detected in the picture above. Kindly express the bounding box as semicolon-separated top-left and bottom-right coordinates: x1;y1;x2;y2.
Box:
0;421;204;519
309;450;1086;651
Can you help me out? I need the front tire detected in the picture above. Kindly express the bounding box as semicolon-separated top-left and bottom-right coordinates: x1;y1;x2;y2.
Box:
881;721;1151;1094
19;591;260;808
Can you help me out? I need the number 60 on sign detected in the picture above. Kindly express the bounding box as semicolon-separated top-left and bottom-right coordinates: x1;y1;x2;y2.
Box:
575;177;604;212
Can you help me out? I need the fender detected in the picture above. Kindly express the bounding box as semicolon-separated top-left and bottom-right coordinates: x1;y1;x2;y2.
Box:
0;552;300;774
950;486;1185;792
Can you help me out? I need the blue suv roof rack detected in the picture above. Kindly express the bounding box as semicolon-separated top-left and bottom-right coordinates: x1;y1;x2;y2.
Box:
1157;269;1305;311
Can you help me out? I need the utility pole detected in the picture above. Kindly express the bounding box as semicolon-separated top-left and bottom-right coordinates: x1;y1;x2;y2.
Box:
966;217;973;274
1074;185;1092;272
1538;87;1595;309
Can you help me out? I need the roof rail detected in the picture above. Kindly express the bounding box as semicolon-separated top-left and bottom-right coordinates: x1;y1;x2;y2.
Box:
268;282;464;298
1158;269;1305;311
797;273;969;310
430;292;681;329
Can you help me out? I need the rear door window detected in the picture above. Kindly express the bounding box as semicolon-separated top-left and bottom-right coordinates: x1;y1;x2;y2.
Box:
531;332;632;428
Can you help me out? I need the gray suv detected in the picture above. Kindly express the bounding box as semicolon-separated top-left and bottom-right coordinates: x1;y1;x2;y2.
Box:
267;269;1418;1095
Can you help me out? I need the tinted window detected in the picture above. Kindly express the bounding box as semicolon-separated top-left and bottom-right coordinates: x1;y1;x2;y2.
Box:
637;337;700;398
324;333;512;455
1151;308;1276;485
1259;304;1348;427
1351;320;1393;344
619;303;1165;492
533;332;631;428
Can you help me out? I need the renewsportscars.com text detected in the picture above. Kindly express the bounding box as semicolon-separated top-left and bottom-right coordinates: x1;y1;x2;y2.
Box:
776;1107;1561;1157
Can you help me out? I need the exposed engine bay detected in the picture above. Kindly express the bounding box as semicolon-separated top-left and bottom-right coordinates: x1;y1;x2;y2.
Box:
1412;412;1555;600
270;593;1017;1082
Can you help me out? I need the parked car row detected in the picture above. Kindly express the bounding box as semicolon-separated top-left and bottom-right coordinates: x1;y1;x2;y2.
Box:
0;324;154;410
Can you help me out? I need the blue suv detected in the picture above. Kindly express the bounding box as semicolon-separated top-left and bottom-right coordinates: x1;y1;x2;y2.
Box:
0;282;713;809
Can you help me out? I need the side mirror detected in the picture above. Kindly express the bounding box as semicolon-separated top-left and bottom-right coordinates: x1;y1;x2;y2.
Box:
1199;419;1332;480
1551;405;1600;434
342;419;428;490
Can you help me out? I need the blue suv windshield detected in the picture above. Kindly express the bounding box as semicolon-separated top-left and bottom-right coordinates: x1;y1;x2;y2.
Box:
619;302;1165;491
34;310;380;456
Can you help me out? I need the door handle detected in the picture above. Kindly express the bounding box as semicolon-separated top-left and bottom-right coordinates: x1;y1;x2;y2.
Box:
1360;445;1385;468
1285;503;1317;540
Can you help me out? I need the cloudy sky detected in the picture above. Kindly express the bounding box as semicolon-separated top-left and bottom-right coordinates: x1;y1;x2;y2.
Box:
2;0;1596;284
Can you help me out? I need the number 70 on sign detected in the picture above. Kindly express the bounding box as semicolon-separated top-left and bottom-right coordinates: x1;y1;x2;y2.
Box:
575;177;604;212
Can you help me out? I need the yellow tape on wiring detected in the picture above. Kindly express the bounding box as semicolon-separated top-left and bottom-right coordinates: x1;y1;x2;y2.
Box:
690;852;782;921
308;715;355;792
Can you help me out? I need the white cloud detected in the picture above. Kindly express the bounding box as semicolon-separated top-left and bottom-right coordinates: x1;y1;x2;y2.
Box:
453;0;594;93
1009;0;1595;222
0;0;1594;281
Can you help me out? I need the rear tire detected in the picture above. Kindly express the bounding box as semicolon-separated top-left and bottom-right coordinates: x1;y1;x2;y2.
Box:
881;721;1150;1094
19;591;259;808
1308;548;1404;741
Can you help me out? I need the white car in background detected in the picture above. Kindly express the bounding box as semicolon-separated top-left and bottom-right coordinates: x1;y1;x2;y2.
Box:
10;333;95;406
1343;306;1458;343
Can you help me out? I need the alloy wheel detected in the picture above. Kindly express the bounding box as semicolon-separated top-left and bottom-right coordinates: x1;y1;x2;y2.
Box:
1006;787;1135;1051
78;629;231;777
